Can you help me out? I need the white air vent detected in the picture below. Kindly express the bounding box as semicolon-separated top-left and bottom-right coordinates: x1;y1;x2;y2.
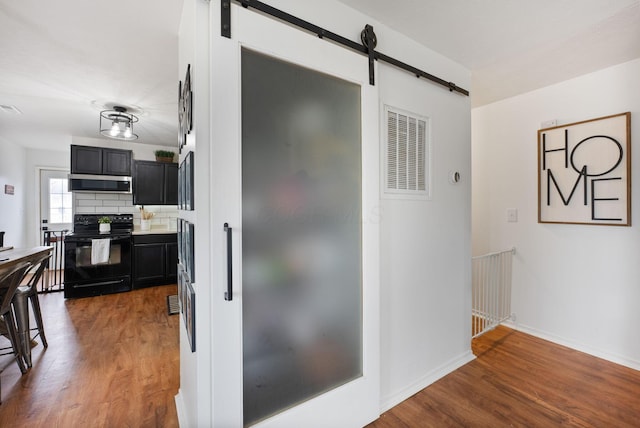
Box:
383;106;430;199
0;104;22;115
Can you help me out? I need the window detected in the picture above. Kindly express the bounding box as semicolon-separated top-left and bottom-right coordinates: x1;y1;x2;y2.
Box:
49;178;72;223
384;106;431;199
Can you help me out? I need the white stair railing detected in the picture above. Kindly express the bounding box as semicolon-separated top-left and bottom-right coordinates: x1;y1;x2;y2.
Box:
472;248;515;338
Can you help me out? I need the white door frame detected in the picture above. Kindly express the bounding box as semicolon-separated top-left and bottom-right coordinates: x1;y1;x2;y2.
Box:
35;167;70;247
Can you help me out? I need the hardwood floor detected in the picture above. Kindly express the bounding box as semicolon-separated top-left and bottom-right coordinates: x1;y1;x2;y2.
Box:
368;325;640;427
3;290;640;427
0;285;179;428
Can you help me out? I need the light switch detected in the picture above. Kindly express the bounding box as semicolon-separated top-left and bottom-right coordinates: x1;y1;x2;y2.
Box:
507;209;518;223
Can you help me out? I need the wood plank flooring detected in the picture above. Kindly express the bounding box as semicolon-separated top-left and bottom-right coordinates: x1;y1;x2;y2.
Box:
368;325;640;427
3;289;640;427
0;285;179;428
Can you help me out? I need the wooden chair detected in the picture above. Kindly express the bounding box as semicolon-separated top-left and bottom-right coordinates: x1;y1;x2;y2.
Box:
13;252;51;367
0;261;31;403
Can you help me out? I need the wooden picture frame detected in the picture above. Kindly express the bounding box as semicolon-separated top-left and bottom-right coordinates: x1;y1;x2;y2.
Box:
177;218;184;265
178;151;194;211
179;159;185;210
183;64;193;133
178;80;185;153
182;270;196;352
182;219;187;270
178;64;193;154
177;219;194;282
187;221;195;281
177;264;184;314
178;160;184;210
538;112;631;226
180;268;186;313
184;151;194;211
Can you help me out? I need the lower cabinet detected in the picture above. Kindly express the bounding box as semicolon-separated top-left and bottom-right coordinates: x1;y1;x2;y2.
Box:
133;233;177;288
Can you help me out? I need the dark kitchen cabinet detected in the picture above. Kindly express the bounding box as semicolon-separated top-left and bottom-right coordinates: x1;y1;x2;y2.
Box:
133;160;178;205
132;233;178;288
71;145;132;176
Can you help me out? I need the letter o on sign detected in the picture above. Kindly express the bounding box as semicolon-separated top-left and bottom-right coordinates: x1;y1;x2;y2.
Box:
570;135;623;177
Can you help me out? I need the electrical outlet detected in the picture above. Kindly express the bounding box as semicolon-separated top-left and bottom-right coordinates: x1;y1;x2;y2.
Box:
507;208;518;223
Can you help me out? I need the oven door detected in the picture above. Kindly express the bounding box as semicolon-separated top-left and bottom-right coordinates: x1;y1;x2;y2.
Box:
64;235;132;297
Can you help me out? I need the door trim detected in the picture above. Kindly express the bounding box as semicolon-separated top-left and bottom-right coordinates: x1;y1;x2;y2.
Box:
36;167;70;247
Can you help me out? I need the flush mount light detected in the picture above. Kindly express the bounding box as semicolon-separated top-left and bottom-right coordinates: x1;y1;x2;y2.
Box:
100;106;139;141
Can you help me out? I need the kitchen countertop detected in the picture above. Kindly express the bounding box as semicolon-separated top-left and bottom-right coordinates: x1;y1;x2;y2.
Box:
132;227;177;235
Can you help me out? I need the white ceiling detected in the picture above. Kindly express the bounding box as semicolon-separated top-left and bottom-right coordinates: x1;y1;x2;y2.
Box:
1;0;639;152
0;0;184;151
338;0;640;106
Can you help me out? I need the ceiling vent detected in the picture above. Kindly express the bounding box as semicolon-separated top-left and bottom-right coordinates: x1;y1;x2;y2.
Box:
0;104;22;115
383;106;431;199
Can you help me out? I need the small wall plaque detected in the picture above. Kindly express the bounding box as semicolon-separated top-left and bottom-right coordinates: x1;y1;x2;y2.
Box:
4;184;14;195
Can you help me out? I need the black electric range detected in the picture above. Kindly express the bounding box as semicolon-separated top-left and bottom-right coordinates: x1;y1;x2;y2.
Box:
64;214;134;298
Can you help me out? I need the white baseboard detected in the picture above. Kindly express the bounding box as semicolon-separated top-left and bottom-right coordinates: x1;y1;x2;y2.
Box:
175;389;187;427
380;350;475;413
503;321;640;372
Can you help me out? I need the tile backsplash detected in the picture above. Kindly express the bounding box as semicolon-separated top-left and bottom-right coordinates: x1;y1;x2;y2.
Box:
73;193;178;229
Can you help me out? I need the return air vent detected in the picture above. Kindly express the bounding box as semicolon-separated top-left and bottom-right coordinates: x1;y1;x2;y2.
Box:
383;106;430;199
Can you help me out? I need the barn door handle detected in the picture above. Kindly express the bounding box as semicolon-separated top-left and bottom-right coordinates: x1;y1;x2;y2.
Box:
224;223;233;301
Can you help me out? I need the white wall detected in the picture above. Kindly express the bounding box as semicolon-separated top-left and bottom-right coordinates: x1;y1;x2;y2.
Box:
377;29;472;411
0;139;27;248
176;0;209;426
177;0;472;425
472;58;640;369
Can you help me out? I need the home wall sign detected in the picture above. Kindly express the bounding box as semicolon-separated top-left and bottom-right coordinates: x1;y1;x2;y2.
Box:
538;112;631;226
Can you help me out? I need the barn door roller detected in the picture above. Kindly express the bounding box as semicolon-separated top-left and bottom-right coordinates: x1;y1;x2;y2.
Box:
361;24;377;85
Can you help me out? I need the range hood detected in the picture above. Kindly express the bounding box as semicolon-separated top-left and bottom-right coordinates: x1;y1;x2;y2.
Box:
68;174;131;193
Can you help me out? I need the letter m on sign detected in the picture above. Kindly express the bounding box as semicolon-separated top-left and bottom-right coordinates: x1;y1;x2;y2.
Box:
546;166;588;206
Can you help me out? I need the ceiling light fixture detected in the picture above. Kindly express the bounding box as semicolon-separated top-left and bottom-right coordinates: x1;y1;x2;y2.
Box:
100;106;139;141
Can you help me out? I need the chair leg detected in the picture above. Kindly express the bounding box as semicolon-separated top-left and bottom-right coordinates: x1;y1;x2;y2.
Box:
29;292;47;348
3;311;27;375
13;292;32;368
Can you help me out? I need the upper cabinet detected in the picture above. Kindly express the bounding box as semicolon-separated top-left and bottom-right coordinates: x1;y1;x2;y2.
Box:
71;145;132;176
133;160;178;205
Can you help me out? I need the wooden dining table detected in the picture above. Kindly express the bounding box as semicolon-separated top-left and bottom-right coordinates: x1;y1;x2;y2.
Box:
0;246;54;368
0;246;53;273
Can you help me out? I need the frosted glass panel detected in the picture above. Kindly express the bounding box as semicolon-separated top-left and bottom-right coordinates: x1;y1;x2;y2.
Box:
242;49;362;426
